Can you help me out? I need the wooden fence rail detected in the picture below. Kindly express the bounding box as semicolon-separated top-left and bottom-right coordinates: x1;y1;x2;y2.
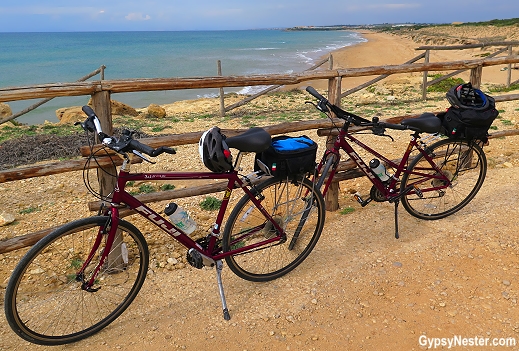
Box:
2;55;518;103
2;53;519;254
0;66;106;125
417;41;519;99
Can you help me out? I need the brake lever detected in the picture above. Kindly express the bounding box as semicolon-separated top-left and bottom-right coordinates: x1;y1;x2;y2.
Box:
371;125;395;141
381;133;395;142
371;117;395;141
305;100;329;113
132;150;156;164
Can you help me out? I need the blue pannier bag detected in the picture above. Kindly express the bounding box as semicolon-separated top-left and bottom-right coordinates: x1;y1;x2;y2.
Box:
255;135;318;179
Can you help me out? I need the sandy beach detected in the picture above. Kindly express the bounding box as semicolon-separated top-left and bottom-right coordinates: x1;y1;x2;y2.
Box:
305;29;516;93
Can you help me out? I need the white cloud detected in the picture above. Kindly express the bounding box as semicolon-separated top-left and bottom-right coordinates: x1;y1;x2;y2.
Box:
367;3;421;10
125;12;151;21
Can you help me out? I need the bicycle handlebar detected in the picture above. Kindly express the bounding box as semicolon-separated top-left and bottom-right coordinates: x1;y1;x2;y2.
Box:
305;86;420;132
79;106;176;157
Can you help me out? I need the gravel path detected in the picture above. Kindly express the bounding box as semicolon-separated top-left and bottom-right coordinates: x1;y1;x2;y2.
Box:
2;133;519;350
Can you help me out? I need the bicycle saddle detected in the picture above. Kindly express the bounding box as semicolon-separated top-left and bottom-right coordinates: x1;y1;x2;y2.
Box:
225;127;272;153
401;113;442;133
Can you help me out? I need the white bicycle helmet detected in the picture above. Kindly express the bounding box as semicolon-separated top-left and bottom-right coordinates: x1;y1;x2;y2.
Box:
198;127;233;172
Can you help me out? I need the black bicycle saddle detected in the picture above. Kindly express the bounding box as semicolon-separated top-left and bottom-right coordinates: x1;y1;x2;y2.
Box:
225;127;272;153
401;113;442;133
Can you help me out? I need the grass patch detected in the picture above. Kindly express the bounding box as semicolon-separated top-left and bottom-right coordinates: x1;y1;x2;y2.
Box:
426;74;465;93
339;207;355;215
129;184;156;195
160;184;176;191
19;206;41;214
488;83;519;93
199;196;222;211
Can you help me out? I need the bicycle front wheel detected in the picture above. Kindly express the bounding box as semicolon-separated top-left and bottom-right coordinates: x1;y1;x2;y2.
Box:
223;176;325;282
401;139;487;220
4;216;149;345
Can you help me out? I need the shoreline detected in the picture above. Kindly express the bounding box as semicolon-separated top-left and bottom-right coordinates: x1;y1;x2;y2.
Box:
4;27;518;126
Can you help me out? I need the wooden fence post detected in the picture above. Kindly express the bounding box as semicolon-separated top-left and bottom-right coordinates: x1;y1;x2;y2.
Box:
470;65;483;88
324;54;340;211
91;91;123;268
324;136;340;211
422;49;430;100
217;60;225;117
507;45;512;88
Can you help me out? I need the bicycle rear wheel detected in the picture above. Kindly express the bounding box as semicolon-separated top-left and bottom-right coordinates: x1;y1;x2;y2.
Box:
401;139;487;220
4;216;149;345
223;176;325;282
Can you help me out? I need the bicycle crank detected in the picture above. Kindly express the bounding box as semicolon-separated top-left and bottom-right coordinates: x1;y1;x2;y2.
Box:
187;248;215;269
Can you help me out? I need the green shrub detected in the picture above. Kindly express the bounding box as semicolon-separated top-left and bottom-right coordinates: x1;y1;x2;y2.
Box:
200;196;222;211
427;74;465;92
138;184;155;194
160;184;176;191
339;207;355;215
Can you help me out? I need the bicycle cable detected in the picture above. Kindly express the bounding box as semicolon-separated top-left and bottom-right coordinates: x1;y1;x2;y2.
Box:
82;128;119;201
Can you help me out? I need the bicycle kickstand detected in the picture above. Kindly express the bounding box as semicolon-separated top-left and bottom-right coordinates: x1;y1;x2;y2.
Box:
393;199;400;239
215;260;231;321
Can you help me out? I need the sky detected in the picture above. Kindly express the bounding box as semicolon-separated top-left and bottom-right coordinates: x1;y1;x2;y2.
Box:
0;1;516;32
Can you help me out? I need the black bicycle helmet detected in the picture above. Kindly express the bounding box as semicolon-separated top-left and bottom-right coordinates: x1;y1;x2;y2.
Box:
198;126;233;172
446;82;489;111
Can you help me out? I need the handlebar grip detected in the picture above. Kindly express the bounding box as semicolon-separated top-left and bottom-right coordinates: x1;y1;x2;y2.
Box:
382;123;409;131
82;105;96;118
151;146;176;156
306;86;326;101
129;140;176;157
129;139;155;156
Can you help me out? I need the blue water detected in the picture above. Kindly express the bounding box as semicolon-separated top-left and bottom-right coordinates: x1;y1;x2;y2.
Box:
0;30;365;124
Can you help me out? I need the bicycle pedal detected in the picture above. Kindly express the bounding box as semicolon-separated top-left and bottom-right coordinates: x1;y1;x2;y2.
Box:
353;192;372;207
413;185;424;198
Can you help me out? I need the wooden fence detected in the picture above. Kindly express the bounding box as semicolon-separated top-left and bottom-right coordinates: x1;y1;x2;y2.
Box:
1;53;519;254
417;41;519;99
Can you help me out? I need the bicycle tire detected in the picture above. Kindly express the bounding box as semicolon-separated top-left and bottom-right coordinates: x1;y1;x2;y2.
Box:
401;139;487;220
4;216;149;345
223;176;325;282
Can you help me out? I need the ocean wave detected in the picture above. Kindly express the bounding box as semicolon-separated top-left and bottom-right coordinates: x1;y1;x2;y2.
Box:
235;47;279;51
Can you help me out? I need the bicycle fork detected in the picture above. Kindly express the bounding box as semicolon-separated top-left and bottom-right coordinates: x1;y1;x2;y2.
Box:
76;213;120;292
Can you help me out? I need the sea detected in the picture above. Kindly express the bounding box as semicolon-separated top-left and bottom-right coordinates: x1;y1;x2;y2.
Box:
0;30;366;125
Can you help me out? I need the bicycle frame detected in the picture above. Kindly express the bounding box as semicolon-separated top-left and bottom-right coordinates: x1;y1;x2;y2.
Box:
316;126;451;201
78;161;287;289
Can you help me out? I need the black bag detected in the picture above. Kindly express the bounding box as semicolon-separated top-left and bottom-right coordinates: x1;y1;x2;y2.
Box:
255;135;317;179
439;84;499;141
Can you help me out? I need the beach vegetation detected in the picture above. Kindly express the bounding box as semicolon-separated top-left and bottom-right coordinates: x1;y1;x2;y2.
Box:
455;18;519;27
160;184;176;191
488;83;519;93
129;183;156;195
199;196;222;211
426;74;465;93
0;123;78;143
339;206;355;215
151;126;167;132
19;206;41;214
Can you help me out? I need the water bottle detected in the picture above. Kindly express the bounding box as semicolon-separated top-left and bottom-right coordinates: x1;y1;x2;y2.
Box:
164;203;197;235
369;158;390;182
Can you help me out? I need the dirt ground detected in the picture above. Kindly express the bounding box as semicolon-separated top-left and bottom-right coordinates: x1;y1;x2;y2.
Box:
2;146;519;351
2;116;519;351
2;26;519;350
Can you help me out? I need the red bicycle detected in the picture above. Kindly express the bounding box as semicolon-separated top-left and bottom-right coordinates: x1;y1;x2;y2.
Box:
4;106;325;345
305;86;487;238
